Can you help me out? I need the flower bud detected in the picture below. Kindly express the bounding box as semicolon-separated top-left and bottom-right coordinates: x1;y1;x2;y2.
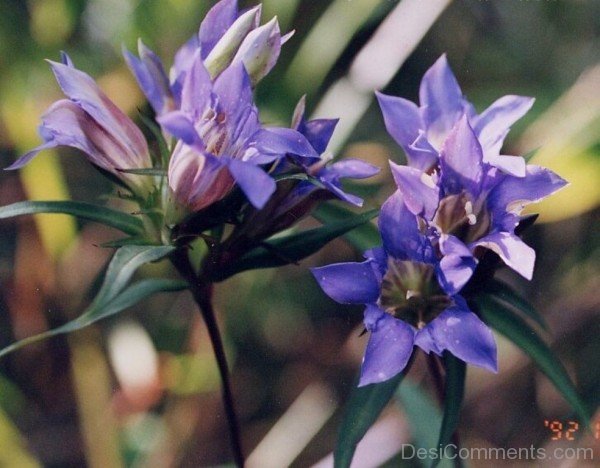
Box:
204;5;262;78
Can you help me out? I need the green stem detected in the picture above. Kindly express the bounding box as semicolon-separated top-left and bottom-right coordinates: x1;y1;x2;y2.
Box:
171;250;245;467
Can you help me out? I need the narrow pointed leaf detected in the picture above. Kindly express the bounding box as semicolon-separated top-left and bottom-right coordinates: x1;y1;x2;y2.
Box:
93;245;176;306
100;237;159;248
395;381;453;468
0;278;186;358
432;353;466;468
0;201;144;236
475;294;591;426
335;373;405;468
139;112;171;168
116;168;167;176
486;279;548;330
313;203;380;252
213;209;378;280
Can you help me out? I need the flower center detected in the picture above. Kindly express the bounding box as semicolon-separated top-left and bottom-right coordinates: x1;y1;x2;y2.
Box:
432;192;490;244
199;108;231;156
379;258;452;329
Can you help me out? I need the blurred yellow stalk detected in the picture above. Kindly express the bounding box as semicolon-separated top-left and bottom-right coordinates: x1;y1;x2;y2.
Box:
0;408;41;467
0;84;76;260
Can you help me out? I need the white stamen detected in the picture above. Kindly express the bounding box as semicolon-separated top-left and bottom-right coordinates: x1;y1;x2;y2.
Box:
464;200;473;215
465;201;476;225
406;290;419;300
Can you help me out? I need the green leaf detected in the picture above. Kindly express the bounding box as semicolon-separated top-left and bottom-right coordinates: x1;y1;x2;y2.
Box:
432;354;466;468
0;245;178;358
395;381;453;468
486;279;548;330
139;112;171;168
0;279;186;359
313;203;380;252
100;237;159;248
213;209;378;281
116;168;167;177
0;201;144;236
92;245;176;306
475;294;591;427
335;373;405;468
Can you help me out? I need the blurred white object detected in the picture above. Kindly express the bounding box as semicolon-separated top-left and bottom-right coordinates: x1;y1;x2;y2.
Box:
108;321;160;398
247;382;337;468
313;0;452;152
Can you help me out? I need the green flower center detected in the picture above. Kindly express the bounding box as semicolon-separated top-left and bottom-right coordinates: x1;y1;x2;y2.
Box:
379;258;451;329
433;192;490;243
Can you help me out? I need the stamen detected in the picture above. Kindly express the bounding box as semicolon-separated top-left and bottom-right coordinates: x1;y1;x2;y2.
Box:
465;200;477;225
464;200;473;215
406;290;419;300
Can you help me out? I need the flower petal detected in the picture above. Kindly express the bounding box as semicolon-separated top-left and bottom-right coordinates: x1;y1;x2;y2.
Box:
474;95;534;158
406;132;440;171
204;6;261;78
224;157;275;208
232;17;282;85
488;165;568;217
486;154;526;177
178;51;213;118
419;54;465;149
425;304;497;372
171;35;200;101
474;232;535;279
360;305;415;386
299;118;338;155
198;0;239;59
48;60;149;167
376;91;423;154
379;190;430;262
437;234;477;295
158;111;201;146
389;162;439;219
168;144;233;211
123;40;172;116
213;62;255;134
251;127;319;161
10;100;129;171
324;159;379;179
311;261;381;304
440;115;484;196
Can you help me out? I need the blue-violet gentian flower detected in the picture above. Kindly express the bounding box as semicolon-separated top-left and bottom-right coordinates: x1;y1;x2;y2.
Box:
389;116;567;294
7;53;152;195
161;52;318;212
312;191;497;386
124;0;292;119
376;54;535;176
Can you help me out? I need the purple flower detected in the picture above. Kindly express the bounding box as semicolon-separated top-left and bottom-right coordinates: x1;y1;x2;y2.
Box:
390;116;567;293
312;191;497;386
376;54;534;176
283;96;380;208
6;54;152;194
161;52;318;211
124;0;291;119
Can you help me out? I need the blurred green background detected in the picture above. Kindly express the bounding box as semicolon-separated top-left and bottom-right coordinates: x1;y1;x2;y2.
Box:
0;0;598;466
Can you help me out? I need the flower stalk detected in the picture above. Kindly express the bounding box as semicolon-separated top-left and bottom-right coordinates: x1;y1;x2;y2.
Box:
170;249;245;468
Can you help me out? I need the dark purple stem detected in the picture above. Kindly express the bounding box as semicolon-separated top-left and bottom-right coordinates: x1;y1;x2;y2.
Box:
171;251;244;467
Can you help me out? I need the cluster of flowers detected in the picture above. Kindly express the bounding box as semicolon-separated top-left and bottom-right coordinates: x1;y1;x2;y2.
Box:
9;0;567;389
312;55;567;386
9;0;377;243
